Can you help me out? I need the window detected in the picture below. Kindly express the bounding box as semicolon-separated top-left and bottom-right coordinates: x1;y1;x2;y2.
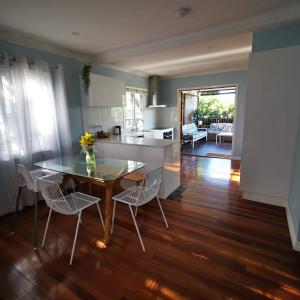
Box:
123;88;147;132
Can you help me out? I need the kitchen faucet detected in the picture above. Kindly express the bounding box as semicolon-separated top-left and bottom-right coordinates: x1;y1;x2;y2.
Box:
135;119;144;132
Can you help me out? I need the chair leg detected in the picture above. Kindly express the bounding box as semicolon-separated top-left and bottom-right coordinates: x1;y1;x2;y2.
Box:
42;208;52;247
11;186;22;234
135;206;138;217
111;200;116;234
33;192;39;250
70;211;82;266
96;202;105;230
156;196;169;228
128;204;145;252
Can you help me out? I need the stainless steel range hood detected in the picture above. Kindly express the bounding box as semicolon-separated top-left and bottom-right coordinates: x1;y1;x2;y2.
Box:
147;75;166;107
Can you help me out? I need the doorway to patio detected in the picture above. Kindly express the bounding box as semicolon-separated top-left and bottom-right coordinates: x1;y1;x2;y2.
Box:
179;86;236;159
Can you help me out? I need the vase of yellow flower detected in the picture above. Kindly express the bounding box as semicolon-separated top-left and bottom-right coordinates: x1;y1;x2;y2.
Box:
79;132;96;165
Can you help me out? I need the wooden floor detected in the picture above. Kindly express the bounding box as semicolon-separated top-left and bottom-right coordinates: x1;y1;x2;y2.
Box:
1;156;300;299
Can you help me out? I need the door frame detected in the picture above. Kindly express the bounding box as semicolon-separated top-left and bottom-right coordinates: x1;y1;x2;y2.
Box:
177;83;239;156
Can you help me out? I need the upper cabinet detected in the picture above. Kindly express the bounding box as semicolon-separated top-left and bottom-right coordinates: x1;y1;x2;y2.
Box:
109;77;126;107
82;73;125;107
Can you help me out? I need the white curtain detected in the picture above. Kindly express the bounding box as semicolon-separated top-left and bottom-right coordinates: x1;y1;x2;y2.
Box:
0;55;72;215
52;65;72;156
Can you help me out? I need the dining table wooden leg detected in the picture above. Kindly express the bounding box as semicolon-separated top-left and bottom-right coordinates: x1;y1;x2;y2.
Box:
104;181;113;244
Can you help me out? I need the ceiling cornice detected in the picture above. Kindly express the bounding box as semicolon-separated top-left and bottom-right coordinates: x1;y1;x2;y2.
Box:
0;25;90;62
91;3;300;64
162;67;248;80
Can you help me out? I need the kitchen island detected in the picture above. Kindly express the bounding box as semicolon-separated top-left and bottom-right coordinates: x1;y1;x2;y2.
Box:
95;136;180;198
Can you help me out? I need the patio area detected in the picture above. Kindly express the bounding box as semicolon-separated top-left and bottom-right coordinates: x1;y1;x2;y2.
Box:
181;139;232;158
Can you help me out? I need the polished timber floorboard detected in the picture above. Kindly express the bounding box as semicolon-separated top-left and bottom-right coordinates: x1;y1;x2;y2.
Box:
1;156;300;299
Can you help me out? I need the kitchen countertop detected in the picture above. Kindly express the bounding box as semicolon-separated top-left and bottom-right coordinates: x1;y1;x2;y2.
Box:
145;127;174;131
96;135;178;148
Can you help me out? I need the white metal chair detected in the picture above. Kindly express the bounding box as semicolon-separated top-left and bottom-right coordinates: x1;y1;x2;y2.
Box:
111;167;168;252
13;164;62;249
38;178;105;265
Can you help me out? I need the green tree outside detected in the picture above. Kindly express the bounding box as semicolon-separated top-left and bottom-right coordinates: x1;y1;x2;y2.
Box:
192;97;235;121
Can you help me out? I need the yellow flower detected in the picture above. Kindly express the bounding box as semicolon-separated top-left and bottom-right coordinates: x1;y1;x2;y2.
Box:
79;132;95;146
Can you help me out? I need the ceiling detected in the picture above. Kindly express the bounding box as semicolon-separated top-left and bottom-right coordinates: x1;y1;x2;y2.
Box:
102;32;252;77
0;0;300;77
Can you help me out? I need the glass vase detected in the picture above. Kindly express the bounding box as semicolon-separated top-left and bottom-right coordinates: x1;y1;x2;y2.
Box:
83;145;96;165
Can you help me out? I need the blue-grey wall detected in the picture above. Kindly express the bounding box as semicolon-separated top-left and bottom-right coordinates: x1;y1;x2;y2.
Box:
289;124;300;240
160;70;247;107
160;70;248;158
252;21;300;53
0;39;147;149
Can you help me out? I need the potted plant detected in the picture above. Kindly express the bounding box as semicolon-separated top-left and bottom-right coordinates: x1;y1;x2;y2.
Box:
191;110;203;126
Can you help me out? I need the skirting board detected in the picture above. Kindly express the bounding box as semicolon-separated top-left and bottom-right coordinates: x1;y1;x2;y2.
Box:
286;206;300;251
243;192;287;207
243;192;300;252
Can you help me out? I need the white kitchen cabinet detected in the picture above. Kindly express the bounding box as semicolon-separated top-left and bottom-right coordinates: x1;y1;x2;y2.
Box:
95;137;180;198
109;77;125;107
143;131;155;139
83;73;125;107
144;128;174;140
154;131;163;139
88;74;109;107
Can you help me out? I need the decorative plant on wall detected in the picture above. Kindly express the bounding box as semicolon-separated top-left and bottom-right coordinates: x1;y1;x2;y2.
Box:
81;64;92;94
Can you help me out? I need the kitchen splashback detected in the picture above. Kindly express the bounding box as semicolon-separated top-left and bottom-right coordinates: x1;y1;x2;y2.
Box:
156;107;178;139
82;107;123;133
82;106;159;133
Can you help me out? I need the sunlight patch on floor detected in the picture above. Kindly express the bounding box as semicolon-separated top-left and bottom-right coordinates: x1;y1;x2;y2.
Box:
280;284;300;296
246;286;282;300
95;240;106;249
144;278;186;300
195;158;240;183
191;252;210;261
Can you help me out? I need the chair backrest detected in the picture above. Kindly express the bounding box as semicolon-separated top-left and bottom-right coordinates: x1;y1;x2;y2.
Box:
137;167;162;205
182;123;197;135
210;123;233;132
38;179;73;215
16;164;34;190
32;150;54;163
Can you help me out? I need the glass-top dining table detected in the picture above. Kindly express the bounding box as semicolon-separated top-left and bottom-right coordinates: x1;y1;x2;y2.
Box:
35;154;145;244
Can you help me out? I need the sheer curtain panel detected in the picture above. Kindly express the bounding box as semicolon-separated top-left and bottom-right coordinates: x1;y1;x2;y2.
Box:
0;55;72;215
53;65;72;156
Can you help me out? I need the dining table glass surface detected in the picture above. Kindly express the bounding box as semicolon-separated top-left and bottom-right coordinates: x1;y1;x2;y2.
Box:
34;154;145;182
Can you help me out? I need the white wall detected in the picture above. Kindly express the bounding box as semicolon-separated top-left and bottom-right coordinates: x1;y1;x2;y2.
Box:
240;45;300;207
